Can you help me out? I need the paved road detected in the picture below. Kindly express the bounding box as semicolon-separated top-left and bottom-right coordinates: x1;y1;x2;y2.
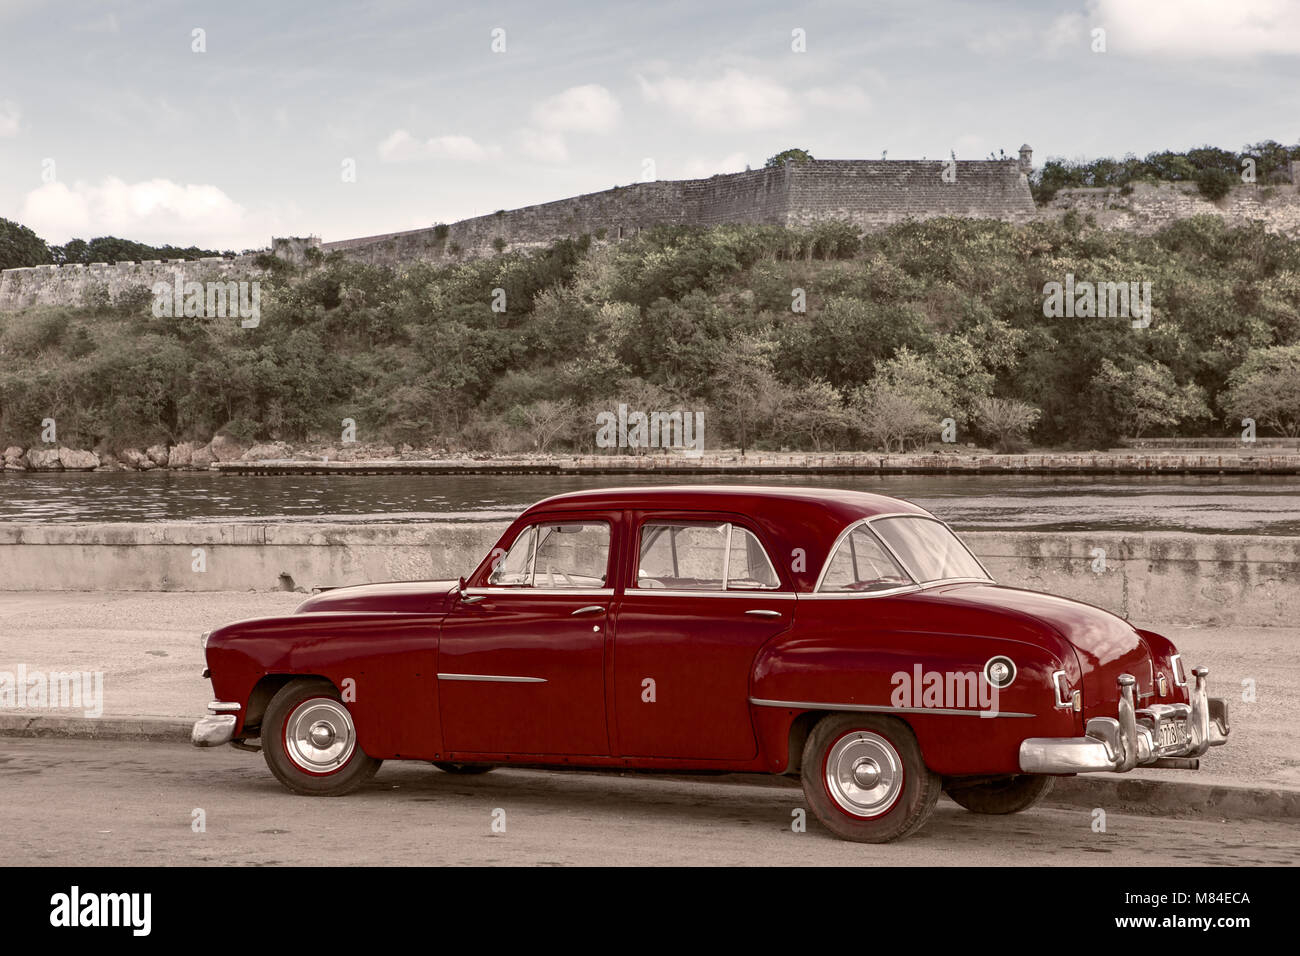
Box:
4;739;1296;866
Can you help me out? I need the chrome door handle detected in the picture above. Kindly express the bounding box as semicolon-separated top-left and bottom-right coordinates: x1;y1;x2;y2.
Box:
745;609;781;618
461;594;486;604
571;605;605;616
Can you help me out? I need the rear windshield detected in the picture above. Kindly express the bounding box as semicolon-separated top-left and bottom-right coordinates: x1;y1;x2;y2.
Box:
870;517;989;584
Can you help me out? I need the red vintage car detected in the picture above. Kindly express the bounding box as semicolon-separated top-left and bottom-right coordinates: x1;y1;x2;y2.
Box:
193;486;1229;842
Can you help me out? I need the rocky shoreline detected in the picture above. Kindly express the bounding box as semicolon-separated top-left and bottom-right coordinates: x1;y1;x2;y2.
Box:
5;439;1300;474
1;437;500;473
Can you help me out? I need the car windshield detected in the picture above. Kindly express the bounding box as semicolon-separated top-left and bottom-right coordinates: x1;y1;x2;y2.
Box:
870;516;990;584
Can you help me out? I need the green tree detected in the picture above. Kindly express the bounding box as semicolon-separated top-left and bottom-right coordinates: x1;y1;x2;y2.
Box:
0;218;50;269
1094;358;1210;439
1220;345;1300;437
765;148;814;168
974;397;1041;452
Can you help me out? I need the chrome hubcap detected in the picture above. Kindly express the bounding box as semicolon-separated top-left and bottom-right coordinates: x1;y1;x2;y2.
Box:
826;731;903;817
285;699;356;773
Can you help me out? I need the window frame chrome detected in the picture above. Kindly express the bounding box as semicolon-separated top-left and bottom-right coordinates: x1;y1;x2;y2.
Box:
814;513;993;595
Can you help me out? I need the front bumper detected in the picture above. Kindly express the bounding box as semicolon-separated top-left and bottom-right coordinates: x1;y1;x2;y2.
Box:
191;701;241;748
1019;666;1229;774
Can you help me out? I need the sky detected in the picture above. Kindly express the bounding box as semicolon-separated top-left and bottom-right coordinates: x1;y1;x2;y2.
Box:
1;0;1298;251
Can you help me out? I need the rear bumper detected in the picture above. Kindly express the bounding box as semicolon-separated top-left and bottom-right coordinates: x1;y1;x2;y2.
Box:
1019;665;1229;774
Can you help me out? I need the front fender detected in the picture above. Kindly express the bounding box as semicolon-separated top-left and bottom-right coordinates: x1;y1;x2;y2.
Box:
205;612;441;759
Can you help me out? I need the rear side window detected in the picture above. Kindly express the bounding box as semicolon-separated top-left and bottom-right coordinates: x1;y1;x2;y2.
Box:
637;522;779;591
818;526;913;593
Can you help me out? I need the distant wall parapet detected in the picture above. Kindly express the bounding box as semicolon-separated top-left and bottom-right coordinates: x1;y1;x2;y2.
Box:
0;256;267;312
9;145;1300;312
322;157;1037;266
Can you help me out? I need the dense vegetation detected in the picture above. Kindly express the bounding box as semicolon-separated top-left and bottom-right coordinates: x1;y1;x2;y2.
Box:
3;213;1299;455
0;217;224;270
1032;140;1300;203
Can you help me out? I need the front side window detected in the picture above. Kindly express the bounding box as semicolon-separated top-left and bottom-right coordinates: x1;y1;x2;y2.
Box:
818;526;913;592
637;522;779;590
488;521;610;588
871;516;989;584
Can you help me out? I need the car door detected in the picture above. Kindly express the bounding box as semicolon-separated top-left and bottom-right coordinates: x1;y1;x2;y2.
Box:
611;511;793;760
437;511;620;756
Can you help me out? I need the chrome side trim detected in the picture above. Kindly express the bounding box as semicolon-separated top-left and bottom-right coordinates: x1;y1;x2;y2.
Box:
799;586;921;600
626;589;798;599
463;587;614;597
437;673;547;684
207;701;241;713
748;696;1034;718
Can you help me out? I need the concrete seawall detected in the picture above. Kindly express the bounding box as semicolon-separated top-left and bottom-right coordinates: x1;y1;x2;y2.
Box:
1;523;1297;627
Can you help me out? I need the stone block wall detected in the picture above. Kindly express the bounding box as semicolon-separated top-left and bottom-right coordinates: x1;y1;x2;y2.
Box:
1044;181;1300;236
0;256;265;312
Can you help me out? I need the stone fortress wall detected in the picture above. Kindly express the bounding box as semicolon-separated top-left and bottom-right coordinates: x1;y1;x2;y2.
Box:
5;149;1300;311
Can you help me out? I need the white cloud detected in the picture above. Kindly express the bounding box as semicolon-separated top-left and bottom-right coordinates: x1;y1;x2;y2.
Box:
680;152;751;178
638;69;798;130
1043;13;1088;53
1093;0;1300;57
805;84;871;111
377;129;500;162
531;84;621;132
73;12;119;33
0;100;20;137
519;129;568;164
19;177;282;249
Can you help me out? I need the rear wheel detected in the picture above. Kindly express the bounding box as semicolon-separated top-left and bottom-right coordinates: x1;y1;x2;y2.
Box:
800;714;940;843
261;679;381;796
433;762;496;775
945;775;1054;814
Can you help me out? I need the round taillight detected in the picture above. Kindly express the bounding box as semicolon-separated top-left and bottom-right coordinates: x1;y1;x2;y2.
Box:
984;655;1017;689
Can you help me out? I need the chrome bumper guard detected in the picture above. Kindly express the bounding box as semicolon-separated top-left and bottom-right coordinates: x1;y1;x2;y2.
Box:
1019;666;1229;774
191;701;241;748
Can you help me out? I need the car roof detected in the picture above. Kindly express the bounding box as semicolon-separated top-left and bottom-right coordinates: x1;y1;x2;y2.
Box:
522;485;931;521
515;486;936;591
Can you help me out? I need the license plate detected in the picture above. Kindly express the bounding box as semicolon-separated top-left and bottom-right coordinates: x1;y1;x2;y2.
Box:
1160;719;1188;750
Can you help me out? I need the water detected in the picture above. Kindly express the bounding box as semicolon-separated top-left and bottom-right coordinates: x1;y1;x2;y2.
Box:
2;471;1299;534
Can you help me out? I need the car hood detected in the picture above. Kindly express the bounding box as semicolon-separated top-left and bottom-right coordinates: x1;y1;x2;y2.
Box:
295;580;460;615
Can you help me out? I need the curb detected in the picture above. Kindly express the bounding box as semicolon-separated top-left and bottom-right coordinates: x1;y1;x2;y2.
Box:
1047;774;1300;821
3;715;1297;821
0;714;191;742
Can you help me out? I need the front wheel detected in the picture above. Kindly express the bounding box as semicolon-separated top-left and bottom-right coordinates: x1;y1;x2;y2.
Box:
945;775;1054;814
800;714;940;843
261;679;382;796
